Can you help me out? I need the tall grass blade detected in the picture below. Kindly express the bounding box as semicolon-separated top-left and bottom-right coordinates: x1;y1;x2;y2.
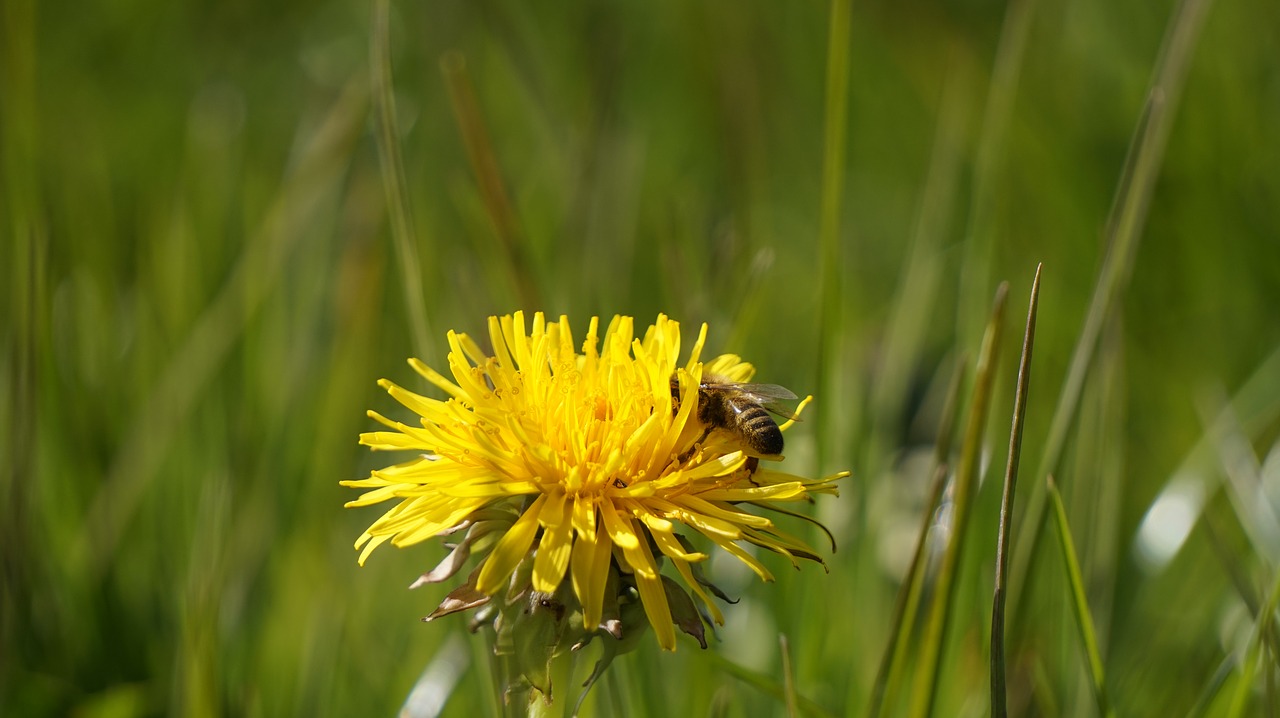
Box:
815;0;852;470
1009;0;1217;620
440;52;542;311
991;264;1042;717
371;0;435;358
781;633;799;718
1;0;41;649
1046;476;1115;718
1187;654;1237;718
908;284;1010;718
868;356;968;718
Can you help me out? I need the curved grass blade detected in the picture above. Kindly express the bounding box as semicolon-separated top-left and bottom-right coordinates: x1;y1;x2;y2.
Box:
908;283;1010;718
991;264;1042;717
1047;476;1115;718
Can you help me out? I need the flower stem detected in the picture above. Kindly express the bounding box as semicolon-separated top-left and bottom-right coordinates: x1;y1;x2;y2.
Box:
527;651;574;718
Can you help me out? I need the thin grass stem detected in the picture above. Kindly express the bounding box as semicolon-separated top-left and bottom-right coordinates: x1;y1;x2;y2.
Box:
991;264;1042;717
371;0;435;358
781;633;799;718
1046;476;1115;718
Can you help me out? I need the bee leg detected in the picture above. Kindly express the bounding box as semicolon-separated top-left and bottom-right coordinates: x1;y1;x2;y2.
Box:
743;457;761;485
678;427;713;464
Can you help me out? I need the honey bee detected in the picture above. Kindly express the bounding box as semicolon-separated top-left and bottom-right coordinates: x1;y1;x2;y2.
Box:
670;372;800;458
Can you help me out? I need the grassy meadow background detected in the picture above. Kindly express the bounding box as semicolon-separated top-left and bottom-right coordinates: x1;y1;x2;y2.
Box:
5;0;1280;715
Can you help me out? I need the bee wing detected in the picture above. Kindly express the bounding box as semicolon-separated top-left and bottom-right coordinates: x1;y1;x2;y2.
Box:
700;382;803;421
731;383;798;401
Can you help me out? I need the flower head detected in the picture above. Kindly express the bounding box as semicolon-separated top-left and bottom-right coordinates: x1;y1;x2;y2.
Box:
343;312;845;653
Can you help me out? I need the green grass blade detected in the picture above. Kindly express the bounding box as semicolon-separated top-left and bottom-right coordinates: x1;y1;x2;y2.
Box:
439;52;542;311
1227;564;1280;717
908;283;1009;718
868;356;967;718
1187;653;1237;718
1;0;41;648
815;0;852;471
991;264;1042;717
1009;0;1217;622
371;0;436;358
1046;476;1115;718
700;648;837;718
781;634;798;718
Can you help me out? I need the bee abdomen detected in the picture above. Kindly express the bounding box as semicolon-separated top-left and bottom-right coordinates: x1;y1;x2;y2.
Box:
738;406;784;456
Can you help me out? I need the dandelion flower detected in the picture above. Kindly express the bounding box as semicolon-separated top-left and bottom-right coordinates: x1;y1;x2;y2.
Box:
343;313;846;656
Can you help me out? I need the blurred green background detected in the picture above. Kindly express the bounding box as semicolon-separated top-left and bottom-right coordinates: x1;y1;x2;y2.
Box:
4;0;1280;715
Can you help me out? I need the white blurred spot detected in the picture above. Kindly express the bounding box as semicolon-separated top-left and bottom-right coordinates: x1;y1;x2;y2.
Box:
1134;475;1204;572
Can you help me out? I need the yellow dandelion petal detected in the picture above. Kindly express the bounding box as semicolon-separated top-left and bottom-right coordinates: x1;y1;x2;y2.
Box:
356;533;393;566
532;493;573;593
703;353;754;382
636;507;708;563
702;530;776;582
358;430;426;452
408;357;464;400
571;507;612;629
454;330;489;367
645;497;744;539
677;494;773;529
599;502;641;550
683;323;708;371
608;509;677;650
391;502;486;547
476;494;546;594
777;394;813;432
377;379;450;423
696;482;811;502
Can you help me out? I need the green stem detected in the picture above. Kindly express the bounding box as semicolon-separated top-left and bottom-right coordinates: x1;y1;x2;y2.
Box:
528;650;575;718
